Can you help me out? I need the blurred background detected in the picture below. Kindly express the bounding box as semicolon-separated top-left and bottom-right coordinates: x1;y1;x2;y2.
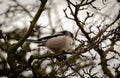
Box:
0;0;120;78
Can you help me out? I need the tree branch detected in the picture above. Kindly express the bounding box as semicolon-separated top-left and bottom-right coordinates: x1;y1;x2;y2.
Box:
7;0;48;77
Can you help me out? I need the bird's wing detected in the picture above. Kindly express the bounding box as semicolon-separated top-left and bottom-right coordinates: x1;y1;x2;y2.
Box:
37;34;64;46
37;34;64;41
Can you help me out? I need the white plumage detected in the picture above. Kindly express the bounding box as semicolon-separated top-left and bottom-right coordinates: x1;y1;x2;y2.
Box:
46;35;73;52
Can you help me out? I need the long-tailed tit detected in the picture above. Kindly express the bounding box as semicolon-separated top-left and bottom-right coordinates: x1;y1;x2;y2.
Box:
26;30;73;52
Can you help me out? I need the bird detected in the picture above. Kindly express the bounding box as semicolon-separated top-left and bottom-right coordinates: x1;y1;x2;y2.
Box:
26;30;73;52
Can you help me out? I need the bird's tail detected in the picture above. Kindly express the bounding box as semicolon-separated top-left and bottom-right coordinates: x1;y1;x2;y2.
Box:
26;39;45;46
26;39;41;43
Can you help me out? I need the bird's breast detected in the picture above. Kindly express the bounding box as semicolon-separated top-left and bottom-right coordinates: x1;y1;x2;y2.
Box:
46;36;73;52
